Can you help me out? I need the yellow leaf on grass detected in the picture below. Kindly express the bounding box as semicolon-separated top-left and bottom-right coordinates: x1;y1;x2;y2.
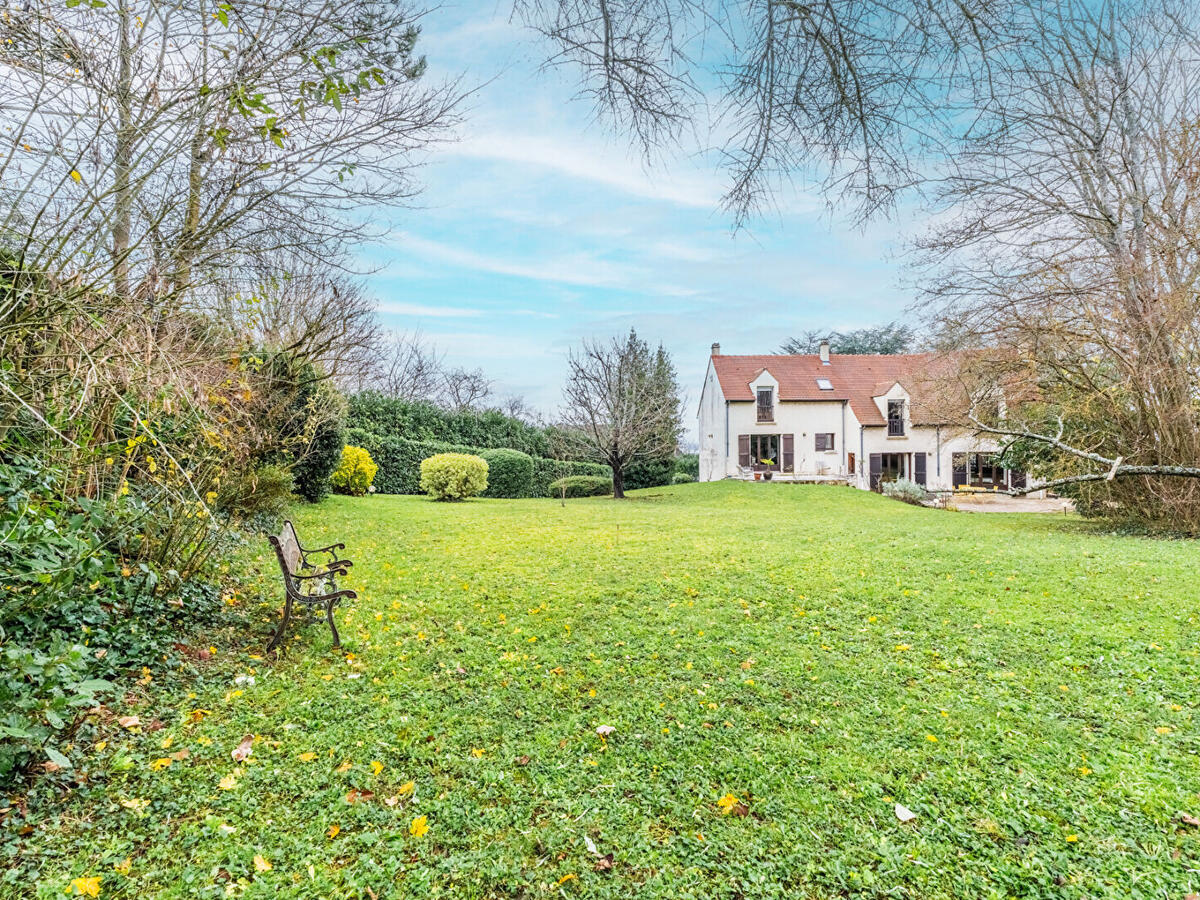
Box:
409;815;429;837
113;858;131;875
297;752;317;762
150;758;172;772
219;772;239;790
370;760;384;775
328;824;340;839
716;793;741;814
471;748;485;758
557;873;577;885
336;760;353;773
397;780;415;796
253;854;271;872
68;876;101;897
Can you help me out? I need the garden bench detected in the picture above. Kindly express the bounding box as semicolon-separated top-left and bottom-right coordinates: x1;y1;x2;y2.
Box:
266;520;356;652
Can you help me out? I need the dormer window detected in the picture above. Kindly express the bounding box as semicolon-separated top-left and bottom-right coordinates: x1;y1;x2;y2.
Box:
816;378;833;391
887;399;906;436
756;388;774;422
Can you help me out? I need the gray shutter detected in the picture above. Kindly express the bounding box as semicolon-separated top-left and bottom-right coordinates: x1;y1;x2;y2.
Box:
914;452;927;486
738;435;751;468
781;434;794;472
869;454;883;492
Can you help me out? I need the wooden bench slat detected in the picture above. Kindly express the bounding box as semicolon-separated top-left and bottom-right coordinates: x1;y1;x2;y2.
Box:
267;520;356;653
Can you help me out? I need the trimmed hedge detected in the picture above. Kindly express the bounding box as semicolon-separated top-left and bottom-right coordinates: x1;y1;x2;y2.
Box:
345;428;611;497
348;392;551;457
674;453;699;479
549;475;613;498
672;472;695;484
480;449;534;498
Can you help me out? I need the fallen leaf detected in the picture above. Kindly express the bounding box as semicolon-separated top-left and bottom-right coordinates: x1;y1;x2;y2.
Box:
253;854;271;872
345;789;374;805
515;755;530;766
231;734;254;763
370;760;384;775
169;749;190;761
328;824;340;839
593;854;614;872
556;873;577;885
596;724;616;737
895;803;918;823
68;876;101;897
117;716;141;729
149;757;172;772
397;780;415;796
113;858;132;875
297;751;317;762
1180;813;1200;827
409;814;429;837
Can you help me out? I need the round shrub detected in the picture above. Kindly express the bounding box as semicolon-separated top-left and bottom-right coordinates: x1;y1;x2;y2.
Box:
331;445;378;497
420;453;488;501
671;472;695;484
548;475;613;498
480;448;534;498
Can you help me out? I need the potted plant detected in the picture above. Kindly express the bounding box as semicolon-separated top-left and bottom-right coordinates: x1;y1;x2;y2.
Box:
760;458;775;480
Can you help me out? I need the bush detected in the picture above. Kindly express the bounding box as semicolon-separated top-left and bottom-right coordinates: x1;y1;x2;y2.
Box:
331;446;378;496
215;464;295;523
549;475;614;498
624;456;674;490
420;453;488;501
293;402;345;503
882;478;929;505
674;453;699;479
480;448;534;498
672;472;695;484
532;457;613;497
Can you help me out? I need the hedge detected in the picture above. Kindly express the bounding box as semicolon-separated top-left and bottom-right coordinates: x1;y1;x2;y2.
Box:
345;428;611;497
348;392;551;457
480;449;534;498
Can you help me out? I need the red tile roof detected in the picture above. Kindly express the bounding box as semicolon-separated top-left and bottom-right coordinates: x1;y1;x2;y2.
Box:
709;353;962;426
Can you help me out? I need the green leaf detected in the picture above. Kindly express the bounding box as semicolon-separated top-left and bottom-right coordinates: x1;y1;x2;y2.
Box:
45;746;72;769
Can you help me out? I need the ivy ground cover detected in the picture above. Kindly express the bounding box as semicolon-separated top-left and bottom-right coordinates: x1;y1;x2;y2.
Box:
12;482;1200;899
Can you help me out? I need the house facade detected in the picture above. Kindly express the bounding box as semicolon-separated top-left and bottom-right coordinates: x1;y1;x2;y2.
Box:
697;343;1031;493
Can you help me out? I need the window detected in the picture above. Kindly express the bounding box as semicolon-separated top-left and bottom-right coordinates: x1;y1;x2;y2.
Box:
816;377;833;391
756;388;774;422
887;399;905;436
815;432;835;451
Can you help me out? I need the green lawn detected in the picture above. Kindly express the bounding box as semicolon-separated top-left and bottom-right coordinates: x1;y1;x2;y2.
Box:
12;483;1200;899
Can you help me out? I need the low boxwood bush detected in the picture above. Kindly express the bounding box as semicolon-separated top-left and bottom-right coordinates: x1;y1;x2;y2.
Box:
674;453;699;480
672;472;695;484
420;453;488;501
532;457;613;497
882;477;929;505
549;475;613;498
481;448;534;498
330;446;378;497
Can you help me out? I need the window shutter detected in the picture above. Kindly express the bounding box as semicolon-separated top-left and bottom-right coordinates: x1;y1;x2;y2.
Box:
781;434;794;472
848;452;856;475
952;453;967;487
738;434;751;468
869;453;883;492
914;452;927;486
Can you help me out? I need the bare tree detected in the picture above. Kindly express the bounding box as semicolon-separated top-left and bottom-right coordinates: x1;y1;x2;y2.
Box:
916;1;1200;530
515;0;1020;222
781;321;916;355
0;0;461;300
347;330;446;400
560;329;681;498
441;366;494;411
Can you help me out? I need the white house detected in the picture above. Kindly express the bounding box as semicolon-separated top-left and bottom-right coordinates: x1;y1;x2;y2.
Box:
697;342;1031;493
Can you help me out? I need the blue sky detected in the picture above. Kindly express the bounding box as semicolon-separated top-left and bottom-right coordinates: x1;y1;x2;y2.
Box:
360;4;915;419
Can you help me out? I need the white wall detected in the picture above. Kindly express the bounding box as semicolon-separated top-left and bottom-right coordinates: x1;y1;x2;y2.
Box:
697;362;726;482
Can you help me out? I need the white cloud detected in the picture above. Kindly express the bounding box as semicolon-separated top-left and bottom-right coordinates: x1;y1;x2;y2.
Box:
393;233;632;288
375;301;482;318
446;131;723;208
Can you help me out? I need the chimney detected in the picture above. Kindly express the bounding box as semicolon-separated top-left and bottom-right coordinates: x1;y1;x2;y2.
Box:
711;342;721;356
819;339;830;365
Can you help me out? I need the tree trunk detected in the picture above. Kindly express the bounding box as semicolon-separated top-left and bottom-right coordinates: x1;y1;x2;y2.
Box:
111;0;134;299
612;466;625;499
